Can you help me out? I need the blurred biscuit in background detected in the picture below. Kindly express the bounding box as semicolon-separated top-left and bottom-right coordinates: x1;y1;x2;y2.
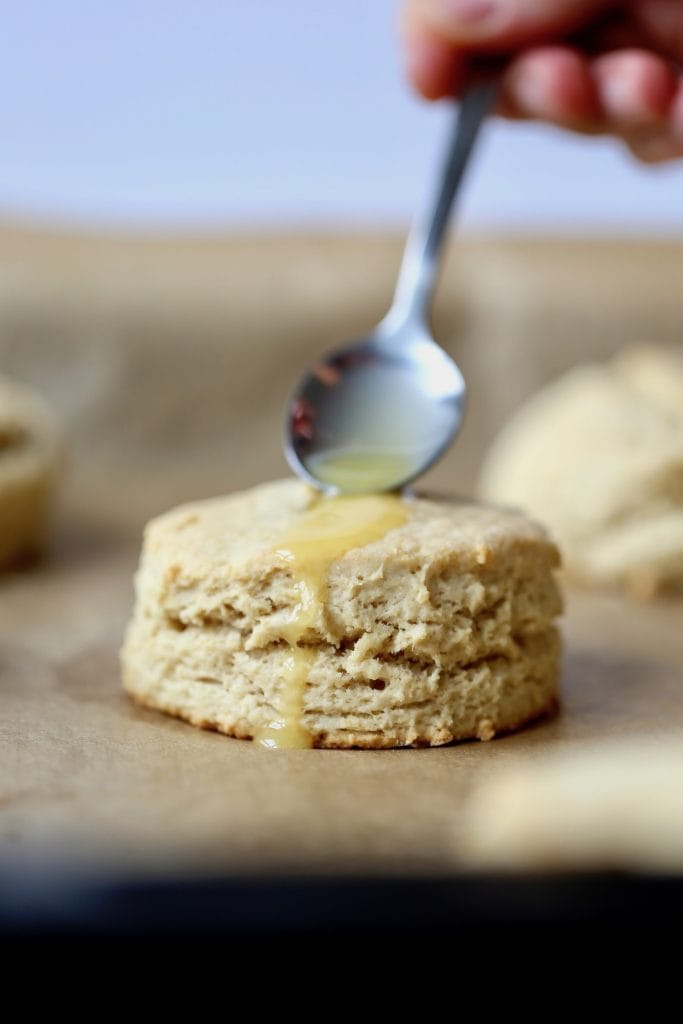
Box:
460;735;683;872
0;373;62;569
479;345;683;599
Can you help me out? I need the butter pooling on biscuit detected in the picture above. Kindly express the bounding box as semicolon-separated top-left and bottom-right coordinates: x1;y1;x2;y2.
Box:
121;479;562;749
479;345;683;598
256;493;408;748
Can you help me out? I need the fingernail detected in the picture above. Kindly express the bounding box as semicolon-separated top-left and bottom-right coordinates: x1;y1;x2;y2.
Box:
601;75;649;126
508;64;547;118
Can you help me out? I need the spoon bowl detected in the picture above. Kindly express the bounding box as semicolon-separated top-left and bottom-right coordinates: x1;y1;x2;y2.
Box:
285;82;495;495
285;316;466;494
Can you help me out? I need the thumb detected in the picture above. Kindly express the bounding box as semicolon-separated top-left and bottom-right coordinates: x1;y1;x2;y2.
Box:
404;0;609;51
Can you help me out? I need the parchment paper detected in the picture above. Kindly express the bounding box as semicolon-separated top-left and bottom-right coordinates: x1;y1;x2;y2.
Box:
2;227;682;877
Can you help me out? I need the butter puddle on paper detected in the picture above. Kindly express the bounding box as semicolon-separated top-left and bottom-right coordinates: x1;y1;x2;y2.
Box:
254;492;408;749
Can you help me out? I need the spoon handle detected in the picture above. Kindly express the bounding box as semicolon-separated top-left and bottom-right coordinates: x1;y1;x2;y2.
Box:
388;81;496;330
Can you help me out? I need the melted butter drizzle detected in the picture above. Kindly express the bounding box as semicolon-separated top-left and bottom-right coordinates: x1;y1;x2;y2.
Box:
307;450;416;494
255;492;409;749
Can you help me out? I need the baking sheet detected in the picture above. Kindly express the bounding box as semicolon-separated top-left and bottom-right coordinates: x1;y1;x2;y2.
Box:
2;228;682;879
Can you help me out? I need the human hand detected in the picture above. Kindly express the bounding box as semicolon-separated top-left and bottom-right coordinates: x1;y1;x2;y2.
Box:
402;0;683;161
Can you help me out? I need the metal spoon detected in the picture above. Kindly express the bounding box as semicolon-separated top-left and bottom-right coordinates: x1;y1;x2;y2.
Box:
284;82;496;495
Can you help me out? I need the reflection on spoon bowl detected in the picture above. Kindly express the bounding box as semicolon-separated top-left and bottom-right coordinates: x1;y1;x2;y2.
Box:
285;323;466;495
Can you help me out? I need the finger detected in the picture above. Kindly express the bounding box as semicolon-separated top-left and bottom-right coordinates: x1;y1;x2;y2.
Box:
501;46;599;125
403;0;609;52
622;77;683;162
593;49;677;129
625;135;683;163
667;79;683;142
403;30;465;99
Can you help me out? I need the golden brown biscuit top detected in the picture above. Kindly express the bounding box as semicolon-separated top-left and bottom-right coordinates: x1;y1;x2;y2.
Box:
144;478;560;577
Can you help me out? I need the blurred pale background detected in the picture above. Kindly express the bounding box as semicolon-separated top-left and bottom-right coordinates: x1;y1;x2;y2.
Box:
0;0;681;523
2;0;683;232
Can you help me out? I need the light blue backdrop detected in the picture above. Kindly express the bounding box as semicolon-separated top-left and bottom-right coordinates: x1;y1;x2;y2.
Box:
2;0;682;231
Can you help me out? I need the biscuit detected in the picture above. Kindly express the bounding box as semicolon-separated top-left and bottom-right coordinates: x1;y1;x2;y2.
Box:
479;345;683;598
121;479;562;749
461;736;683;871
0;374;61;568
